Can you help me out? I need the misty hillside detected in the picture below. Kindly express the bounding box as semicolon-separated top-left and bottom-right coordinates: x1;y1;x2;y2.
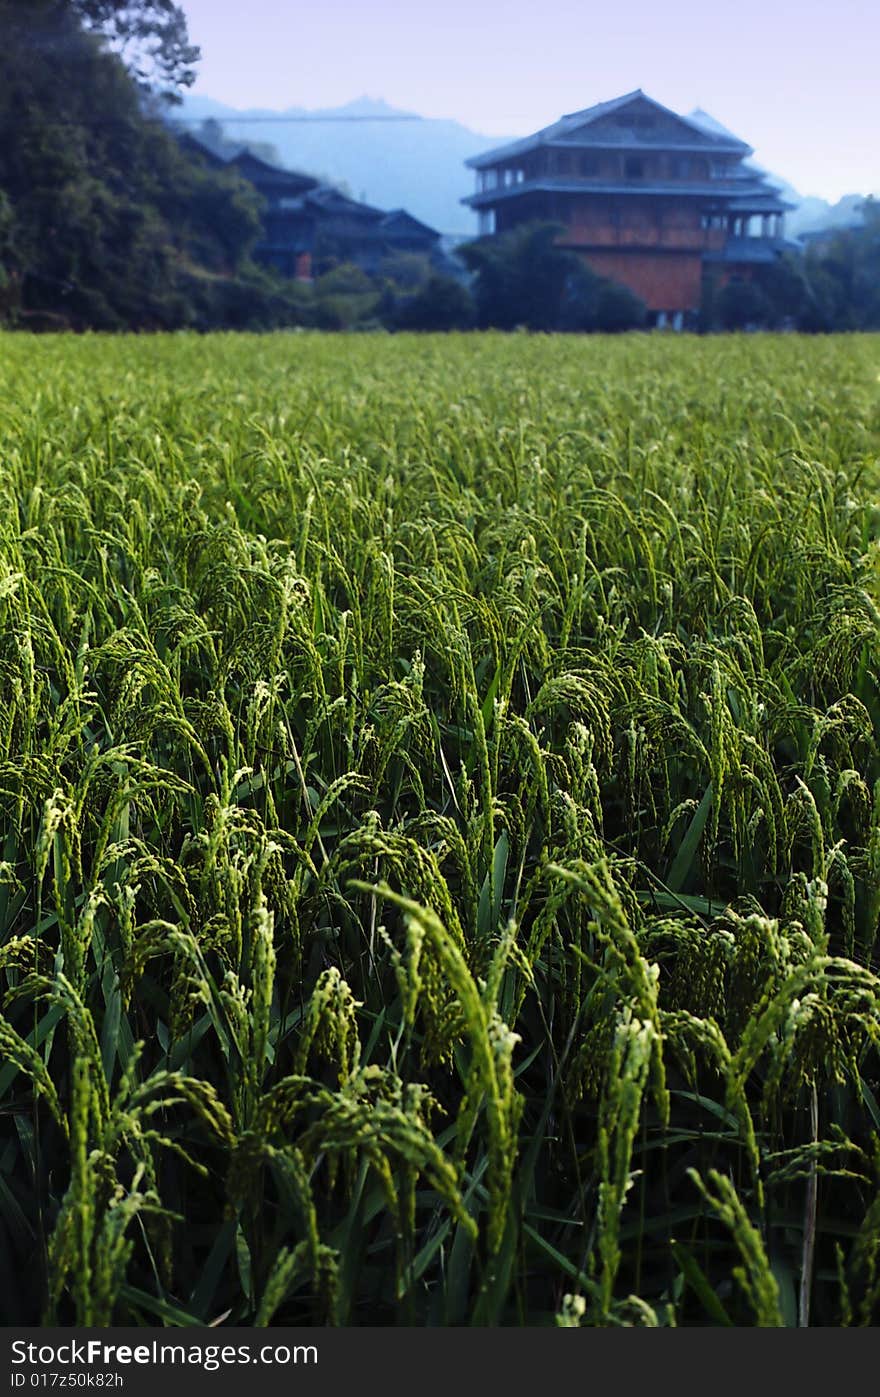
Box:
767;180;869;238
179;95;872;241
178;95;502;235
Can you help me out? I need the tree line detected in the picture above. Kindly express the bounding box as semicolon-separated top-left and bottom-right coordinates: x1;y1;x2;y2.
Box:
704;210;880;332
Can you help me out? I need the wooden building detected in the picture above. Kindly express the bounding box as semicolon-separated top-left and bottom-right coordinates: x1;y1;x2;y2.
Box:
463;90;796;326
189;145;442;281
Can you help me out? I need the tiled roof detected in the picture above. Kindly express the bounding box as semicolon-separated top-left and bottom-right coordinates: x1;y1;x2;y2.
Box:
686;108;747;144
379;209;440;237
466;91;751;170
304;187;385;219
228;150;319;192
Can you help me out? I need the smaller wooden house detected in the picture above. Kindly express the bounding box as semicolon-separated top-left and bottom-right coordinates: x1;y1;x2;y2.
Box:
181;137;442;281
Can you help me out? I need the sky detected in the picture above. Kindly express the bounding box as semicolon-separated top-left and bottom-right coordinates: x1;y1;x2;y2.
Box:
179;0;879;201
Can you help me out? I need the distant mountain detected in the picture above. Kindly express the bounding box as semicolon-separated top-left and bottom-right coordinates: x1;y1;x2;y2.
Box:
178;95;872;243
178;95;507;236
775;187;869;239
735;163;869;240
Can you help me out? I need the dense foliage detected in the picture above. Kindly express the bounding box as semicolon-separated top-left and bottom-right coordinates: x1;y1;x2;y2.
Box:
1;333;880;1326
0;0;304;330
460;223;646;332
706;203;880;332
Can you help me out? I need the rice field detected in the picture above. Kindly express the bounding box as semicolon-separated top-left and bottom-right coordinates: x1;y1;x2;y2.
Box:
1;329;880;1327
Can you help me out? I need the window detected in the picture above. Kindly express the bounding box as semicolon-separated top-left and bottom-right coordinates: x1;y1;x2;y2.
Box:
624;157;644;179
578;154;600;176
670;157;691;179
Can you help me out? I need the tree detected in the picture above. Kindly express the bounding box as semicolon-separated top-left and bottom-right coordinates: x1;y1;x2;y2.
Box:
0;0;280;328
312;263;381;330
752;255;812;328
392;275;473;331
460;222;581;330
803;200;880;330
0;189;18;317
715;278;773;331
72;1;200;97
379;252;435;292
460;221;646;333
593;281;646;332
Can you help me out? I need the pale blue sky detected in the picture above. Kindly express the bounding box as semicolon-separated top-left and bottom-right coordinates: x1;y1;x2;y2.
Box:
179;0;878;200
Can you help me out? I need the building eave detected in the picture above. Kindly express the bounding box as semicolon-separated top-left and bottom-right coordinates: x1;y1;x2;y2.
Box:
228;152;320;192
462;179;790;209
544;138;753;155
726;195;797;212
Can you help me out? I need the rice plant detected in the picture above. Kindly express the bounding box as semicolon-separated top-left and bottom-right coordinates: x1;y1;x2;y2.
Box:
0;329;879;1325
